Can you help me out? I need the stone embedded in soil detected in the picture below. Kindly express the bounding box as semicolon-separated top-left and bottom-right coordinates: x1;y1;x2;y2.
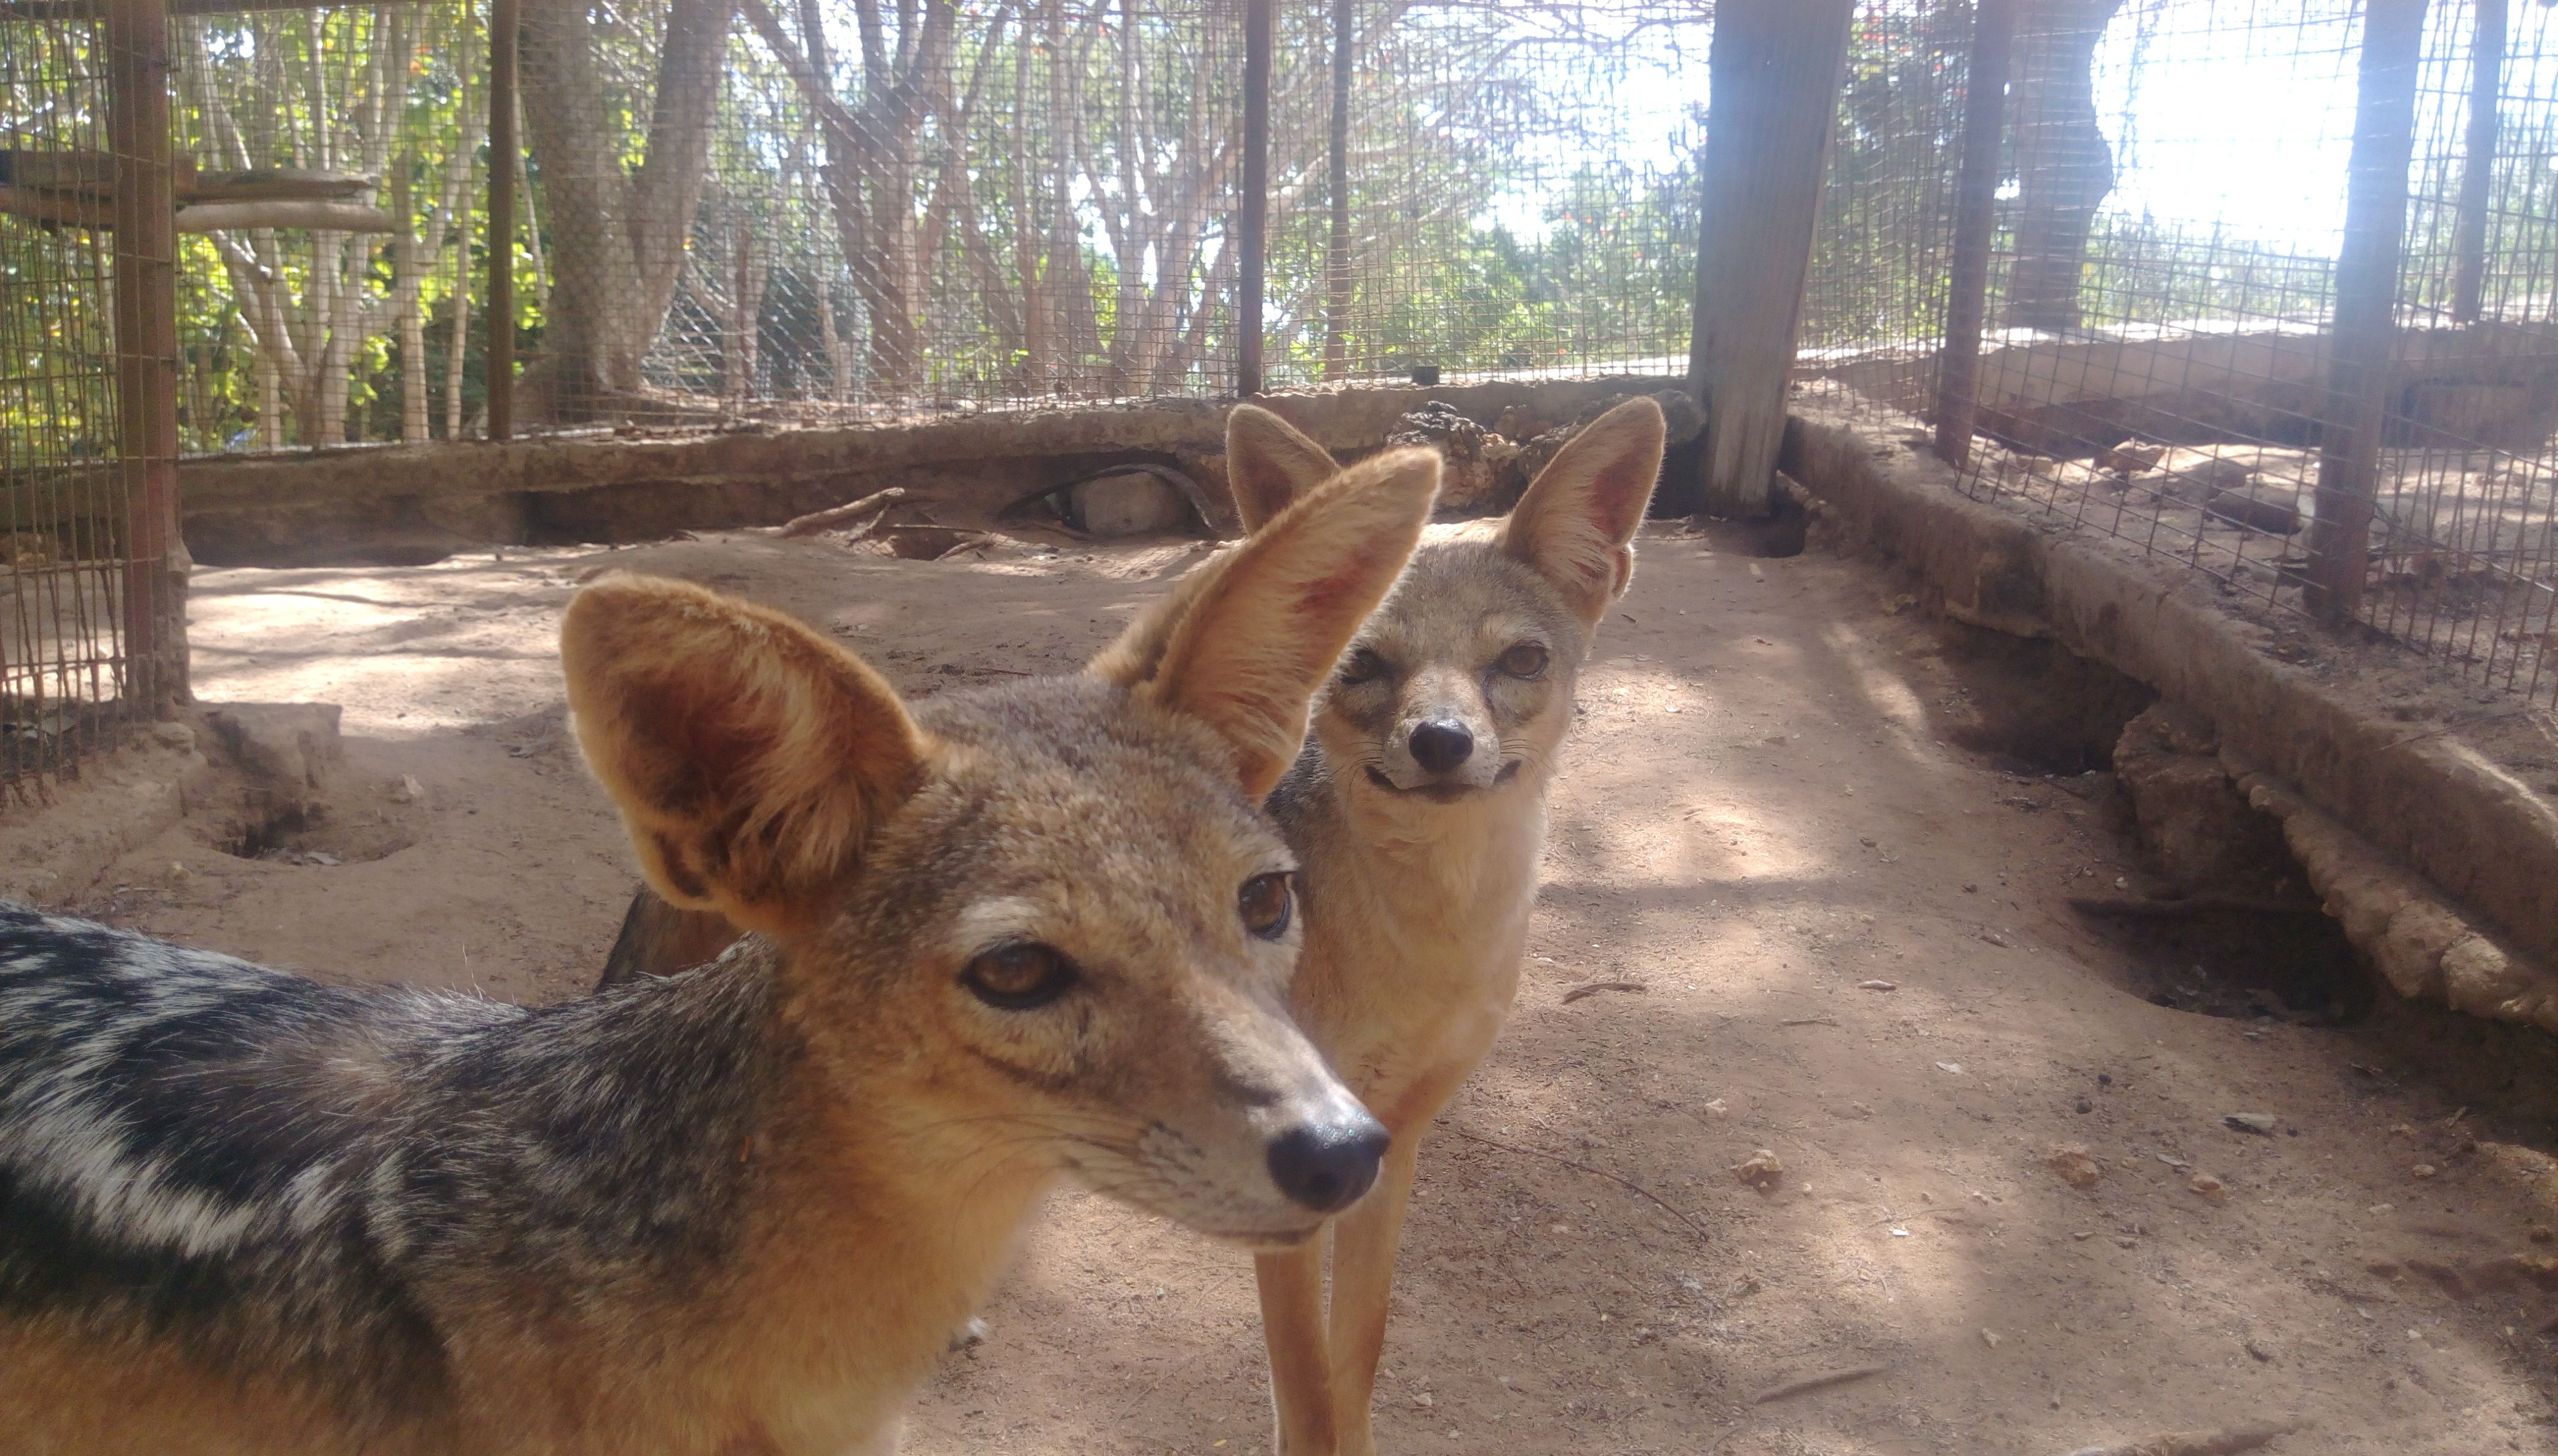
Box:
1072;470;1194;537
1732;1149;1783;1190
2223;1112;2280;1136
2204;486;2306;536
2112;703;2296;895
2188;1172;2227;1200
203;702;345;800
2046;1145;2104;1189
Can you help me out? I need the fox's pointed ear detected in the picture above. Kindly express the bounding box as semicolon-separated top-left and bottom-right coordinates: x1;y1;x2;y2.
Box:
1226;404;1340;532
561;576;927;937
1114;449;1436;798
1498;397;1665;625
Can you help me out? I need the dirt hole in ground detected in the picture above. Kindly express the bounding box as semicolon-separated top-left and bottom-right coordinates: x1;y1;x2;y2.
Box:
1918;622;2156;775
204;794;414;868
1891;604;2558;1157
1906;615;2377;1027
2072;900;2376;1026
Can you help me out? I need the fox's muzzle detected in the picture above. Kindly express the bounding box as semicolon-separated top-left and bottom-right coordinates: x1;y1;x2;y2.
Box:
1265;1101;1389;1214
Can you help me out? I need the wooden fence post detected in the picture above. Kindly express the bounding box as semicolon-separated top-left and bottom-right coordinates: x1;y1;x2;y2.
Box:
1323;0;1352;382
2450;0;2505;325
1237;0;1270;398
2307;0;2428;621
486;0;517;439
1686;0;1853;518
1934;0;2016;470
107;0;183;711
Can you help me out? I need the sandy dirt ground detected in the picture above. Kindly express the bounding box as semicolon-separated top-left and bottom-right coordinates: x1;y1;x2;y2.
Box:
46;522;2558;1455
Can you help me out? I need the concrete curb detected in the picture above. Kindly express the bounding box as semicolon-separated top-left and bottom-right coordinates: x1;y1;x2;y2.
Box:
1783;402;2558;1027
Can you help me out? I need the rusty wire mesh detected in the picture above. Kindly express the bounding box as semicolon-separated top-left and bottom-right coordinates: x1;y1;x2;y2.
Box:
506;0;1254;424
138;0;1721;435
1810;0;2558;711
1261;0;1711;390
0;15;156;799
170;2;488;448
1797;0;1970;419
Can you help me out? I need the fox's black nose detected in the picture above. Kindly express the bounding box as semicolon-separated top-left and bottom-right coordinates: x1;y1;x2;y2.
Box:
1267;1115;1390;1213
1408;719;1475;775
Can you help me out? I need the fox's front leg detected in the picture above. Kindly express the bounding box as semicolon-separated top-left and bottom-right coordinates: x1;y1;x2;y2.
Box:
1258;1239;1338;1455
1325;1130;1424;1456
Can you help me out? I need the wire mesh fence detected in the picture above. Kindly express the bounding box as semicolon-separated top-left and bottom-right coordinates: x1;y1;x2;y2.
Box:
25;0;2558;743
169;2;488;448
136;0;1717;435
0;11;173;799
1797;0;1968;417
1812;0;2558;711
1261;0;1710;389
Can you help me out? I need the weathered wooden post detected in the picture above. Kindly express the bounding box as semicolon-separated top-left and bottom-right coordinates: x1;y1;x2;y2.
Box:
1323;0;1353;382
1935;0;2017;469
1237;0;1271;398
2307;0;2428;621
488;0;518;439
106;0;183;710
2450;0;2505;325
1685;0;1853;518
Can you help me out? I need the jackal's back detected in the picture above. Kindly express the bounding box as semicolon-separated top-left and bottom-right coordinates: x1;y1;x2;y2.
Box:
0;904;782;1433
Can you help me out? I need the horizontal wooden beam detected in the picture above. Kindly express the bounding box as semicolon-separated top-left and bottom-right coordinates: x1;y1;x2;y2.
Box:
178;200;396;231
165;376;1694;520
2;0;433;20
0;184;111;227
2;185;394;232
183;167;376;204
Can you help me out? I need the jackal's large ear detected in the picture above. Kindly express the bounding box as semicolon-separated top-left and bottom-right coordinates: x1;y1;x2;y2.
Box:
1226;403;1340;532
1498;397;1665;625
561;576;927;936
1107;449;1436;798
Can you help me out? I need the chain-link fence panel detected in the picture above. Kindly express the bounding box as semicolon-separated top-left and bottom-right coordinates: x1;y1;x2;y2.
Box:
1813;0;2558;711
0;14;160;798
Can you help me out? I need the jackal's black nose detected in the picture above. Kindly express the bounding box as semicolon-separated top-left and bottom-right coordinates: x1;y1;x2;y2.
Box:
1267;1116;1390;1213
1408;719;1475;775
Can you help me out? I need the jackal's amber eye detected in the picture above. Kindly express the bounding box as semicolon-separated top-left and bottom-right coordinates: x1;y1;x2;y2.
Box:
961;942;1077;1010
1238;872;1294;941
1496;641;1550;679
1337;648;1388;686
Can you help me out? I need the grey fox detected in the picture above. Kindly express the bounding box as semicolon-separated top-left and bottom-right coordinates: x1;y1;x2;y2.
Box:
1216;398;1666;1455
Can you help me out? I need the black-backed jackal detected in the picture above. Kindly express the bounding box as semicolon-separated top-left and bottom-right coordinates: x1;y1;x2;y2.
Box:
0;448;1441;1455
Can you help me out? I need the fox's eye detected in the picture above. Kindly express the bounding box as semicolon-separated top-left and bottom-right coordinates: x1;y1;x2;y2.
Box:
1238;872;1294;941
1496;641;1550;679
961;942;1077;1010
1337;648;1388;686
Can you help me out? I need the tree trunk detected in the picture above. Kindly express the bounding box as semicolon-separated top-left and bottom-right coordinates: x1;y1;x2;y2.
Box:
518;0;739;415
395;157;428;441
2002;0;2127;332
1013;8;1051;390
724;224;768;404
820;285;852;402
257;342;283;448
